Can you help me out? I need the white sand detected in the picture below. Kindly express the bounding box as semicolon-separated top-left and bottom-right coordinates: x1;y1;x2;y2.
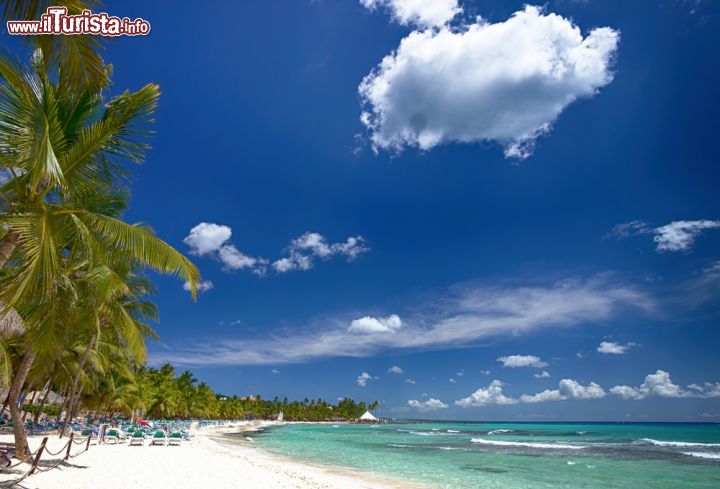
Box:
0;423;409;489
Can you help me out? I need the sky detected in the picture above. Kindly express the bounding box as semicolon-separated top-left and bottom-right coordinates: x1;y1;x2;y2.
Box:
7;0;719;421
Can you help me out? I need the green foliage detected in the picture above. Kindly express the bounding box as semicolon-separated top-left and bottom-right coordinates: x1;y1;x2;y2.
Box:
21;403;60;417
134;364;374;421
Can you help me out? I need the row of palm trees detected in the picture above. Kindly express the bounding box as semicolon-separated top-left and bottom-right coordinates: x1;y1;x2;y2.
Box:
0;0;200;458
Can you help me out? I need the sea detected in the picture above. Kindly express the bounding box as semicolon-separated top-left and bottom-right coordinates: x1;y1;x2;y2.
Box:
240;421;720;488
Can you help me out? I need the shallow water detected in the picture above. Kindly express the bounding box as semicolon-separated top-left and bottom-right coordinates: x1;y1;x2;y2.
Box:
247;422;720;488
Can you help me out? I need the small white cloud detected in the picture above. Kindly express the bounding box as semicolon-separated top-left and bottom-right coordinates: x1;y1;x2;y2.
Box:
534;371;551;379
456;370;464;377
183;223;232;256
654;220;720;252
273;232;369;273
405;378;416;384
455;380;518;407
610;370;720;400
480;370;491;376
271;369;280;374
408;398;449;411
609;219;720;253
348;314;402;334
183;280;213;293
449;378;456;383
360;0;461;28
388;365;404;374
597;341;635;355
359;6;619;159
184;222;267;275
520;379;605;403
357;371;378;387
498;355;548;369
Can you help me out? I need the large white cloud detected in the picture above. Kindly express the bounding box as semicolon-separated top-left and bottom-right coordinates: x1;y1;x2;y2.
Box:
455;380;518;407
359;5;619;159
408;398;449;411
497;355;548;368
360;0;461;28
348;314;402;334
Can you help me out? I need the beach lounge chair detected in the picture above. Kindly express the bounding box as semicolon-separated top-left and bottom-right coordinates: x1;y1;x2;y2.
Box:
151;430;167;446
105;428;126;444
129;430;146;446
168;431;183;446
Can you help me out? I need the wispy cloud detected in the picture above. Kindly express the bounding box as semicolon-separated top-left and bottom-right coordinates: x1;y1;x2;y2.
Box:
151;274;651;366
534;371;551;379
388;365;404;374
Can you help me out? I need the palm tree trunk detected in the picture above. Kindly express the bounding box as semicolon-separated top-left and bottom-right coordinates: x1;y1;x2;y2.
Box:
21;385;37;422
32;380;52;424
60;330;97;438
0;229;18;268
8;350;36;460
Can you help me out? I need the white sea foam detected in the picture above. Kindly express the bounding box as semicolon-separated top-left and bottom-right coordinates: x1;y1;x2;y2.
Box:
471;438;586;450
567;461;577;465
488;429;514;435
639;438;720;448
447;430;460;433
409;431;458;436
683;452;720;460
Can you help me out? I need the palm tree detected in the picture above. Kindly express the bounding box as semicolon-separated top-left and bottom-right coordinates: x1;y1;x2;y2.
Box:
1;0;108;92
0;49;200;458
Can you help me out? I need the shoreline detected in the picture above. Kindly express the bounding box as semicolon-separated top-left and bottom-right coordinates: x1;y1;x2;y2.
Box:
0;422;417;489
210;422;427;489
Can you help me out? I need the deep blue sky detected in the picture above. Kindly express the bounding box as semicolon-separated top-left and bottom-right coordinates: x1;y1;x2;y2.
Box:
7;0;719;420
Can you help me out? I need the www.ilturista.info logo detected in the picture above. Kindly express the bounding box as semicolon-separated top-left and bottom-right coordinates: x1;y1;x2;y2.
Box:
7;6;150;36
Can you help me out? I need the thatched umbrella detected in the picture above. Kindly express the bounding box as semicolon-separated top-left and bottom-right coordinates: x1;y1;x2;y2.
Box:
0;301;24;338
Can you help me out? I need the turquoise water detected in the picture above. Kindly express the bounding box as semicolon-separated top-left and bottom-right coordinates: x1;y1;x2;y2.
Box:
246;422;720;488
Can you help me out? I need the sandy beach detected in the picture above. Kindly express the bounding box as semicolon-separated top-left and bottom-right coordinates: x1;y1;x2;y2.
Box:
0;423;404;489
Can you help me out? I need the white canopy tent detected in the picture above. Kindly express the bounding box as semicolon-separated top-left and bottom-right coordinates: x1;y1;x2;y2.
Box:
359;410;378;422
